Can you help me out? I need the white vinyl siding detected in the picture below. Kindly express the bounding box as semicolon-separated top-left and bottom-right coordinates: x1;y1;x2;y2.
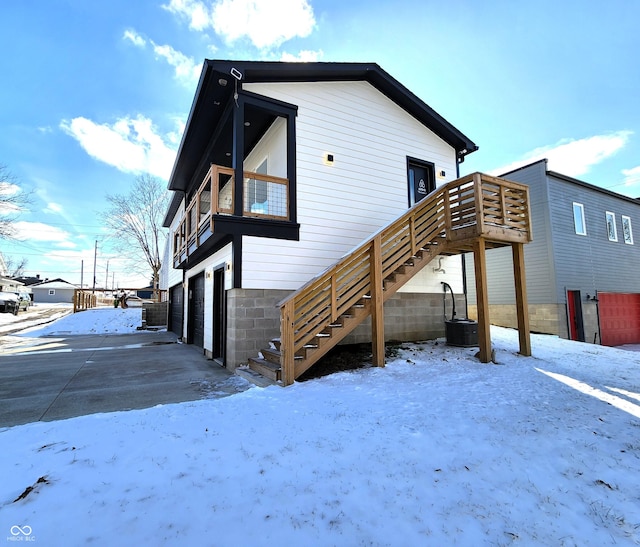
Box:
241;80;458;291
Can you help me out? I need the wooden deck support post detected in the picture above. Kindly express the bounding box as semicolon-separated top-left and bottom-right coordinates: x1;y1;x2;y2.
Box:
281;299;296;386
473;238;492;363
370;237;385;367
512;242;532;356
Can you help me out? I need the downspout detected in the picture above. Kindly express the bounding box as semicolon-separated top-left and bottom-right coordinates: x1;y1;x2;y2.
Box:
594;290;601;345
456;158;470;319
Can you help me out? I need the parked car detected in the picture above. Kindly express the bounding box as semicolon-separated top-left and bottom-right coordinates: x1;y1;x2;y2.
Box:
15;291;32;311
124;295;154;308
0;291;19;315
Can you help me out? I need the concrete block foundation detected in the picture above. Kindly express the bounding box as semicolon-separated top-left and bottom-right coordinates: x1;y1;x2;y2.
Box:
224;289;466;370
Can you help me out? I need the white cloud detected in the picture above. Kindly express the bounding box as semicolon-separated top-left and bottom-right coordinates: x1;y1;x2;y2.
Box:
213;0;315;48
0;183;21;214
43;202;63;214
166;117;187;146
163;0;211;31
164;0;316;49
151;42;201;84
13;221;74;246
123;29;147;48
0;182;20;198
622;165;640;188
122;28;198;85
280;49;323;62
492;131;633;177
60;116;177;180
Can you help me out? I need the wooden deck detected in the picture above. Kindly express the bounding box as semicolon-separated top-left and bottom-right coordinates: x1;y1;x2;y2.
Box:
275;172;533;385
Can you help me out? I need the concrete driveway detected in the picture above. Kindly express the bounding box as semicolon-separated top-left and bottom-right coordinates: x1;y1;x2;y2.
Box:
0;330;250;428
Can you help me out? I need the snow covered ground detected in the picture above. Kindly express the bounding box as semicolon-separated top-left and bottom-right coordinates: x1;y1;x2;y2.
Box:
1;312;640;545
0;303;74;336
17;307;144;336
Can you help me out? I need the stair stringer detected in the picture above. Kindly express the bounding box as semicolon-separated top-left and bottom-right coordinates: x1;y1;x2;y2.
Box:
292;240;451;379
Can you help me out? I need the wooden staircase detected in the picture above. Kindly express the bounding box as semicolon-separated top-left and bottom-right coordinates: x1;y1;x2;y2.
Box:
248;172;532;385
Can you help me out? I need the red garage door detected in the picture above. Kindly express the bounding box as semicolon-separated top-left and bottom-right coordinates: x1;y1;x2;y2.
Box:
599;292;640;346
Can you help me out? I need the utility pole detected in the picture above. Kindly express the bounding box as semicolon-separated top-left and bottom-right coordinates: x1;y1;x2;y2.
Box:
92;240;97;293
105;259;109;292
80;259;84;289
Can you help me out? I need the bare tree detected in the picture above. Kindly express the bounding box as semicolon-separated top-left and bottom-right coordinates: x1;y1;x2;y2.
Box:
0;164;30;239
5;256;28;277
101;174;170;292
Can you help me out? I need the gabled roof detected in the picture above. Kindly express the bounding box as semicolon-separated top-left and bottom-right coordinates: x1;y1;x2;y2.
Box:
502;159;640;206
32;278;77;290
167;60;478;196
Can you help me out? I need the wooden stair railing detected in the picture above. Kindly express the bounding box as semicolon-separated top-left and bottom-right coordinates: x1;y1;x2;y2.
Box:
265;172;531;385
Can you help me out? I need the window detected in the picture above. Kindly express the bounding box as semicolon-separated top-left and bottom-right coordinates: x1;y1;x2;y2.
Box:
48;289;55;296
573;203;586;235
605;211;617;241
622;215;634;244
407;158;436;206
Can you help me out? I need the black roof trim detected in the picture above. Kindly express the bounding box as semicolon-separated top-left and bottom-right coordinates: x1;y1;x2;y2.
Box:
202;61;477;155
166;60;478;197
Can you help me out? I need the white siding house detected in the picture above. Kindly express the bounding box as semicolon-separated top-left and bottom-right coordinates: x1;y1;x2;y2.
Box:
161;61;478;372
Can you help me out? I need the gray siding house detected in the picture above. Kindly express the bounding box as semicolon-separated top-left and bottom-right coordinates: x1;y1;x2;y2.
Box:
31;279;77;304
465;159;640;346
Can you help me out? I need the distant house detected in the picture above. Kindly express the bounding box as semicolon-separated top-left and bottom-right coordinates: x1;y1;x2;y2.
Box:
0;253;24;292
465;159;640;347
0;276;24;293
13;275;44;287
31;279;77;304
160;60;532;383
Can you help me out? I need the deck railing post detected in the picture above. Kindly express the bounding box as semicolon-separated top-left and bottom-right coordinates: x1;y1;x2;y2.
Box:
499;185;507;225
473;173;485;236
331;274;337;323
410;215;416;257
443;187;452;241
281;299;296;385
370;237;385;367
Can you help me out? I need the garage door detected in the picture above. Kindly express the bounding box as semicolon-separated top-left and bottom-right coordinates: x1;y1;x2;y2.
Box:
169;284;183;337
599;292;640;346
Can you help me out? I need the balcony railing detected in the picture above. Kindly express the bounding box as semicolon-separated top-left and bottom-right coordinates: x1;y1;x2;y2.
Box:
173;164;289;266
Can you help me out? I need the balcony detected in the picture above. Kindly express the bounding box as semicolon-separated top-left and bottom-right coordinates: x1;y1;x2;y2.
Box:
173;164;291;268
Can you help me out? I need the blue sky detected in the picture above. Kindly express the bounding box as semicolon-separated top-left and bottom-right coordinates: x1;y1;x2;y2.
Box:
1;0;639;287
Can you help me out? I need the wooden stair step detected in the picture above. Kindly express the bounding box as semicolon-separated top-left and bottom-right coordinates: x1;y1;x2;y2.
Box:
260;347;282;364
248;357;281;382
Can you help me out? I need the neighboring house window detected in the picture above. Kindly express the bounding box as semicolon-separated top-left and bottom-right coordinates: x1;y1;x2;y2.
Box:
48;289;55;295
622;215;634;244
605;211;617;241
572;203;586;235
